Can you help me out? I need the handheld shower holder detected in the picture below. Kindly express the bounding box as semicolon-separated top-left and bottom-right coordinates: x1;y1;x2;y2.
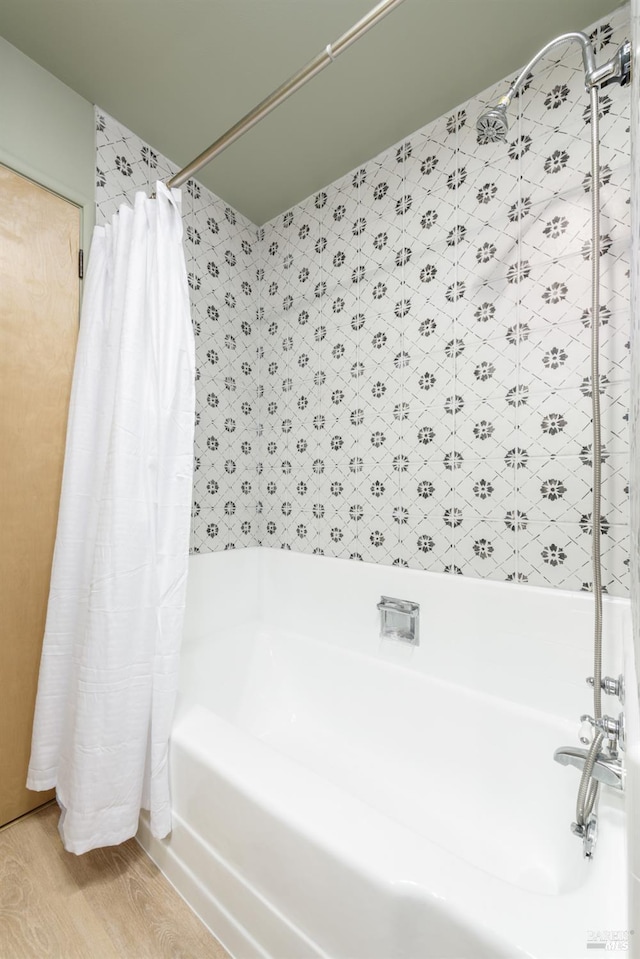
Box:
586;673;624;704
571;814;598;859
590;39;631;89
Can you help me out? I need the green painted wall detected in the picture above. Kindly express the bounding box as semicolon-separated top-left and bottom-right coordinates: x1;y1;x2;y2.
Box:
0;34;94;253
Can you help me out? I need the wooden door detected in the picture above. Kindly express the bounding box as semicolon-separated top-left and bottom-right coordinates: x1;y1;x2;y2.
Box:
0;164;81;827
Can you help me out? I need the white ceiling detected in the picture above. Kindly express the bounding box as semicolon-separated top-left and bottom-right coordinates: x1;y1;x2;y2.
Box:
0;0;624;224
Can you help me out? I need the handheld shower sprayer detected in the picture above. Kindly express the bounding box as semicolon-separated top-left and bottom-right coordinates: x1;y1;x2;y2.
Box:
476;26;632;858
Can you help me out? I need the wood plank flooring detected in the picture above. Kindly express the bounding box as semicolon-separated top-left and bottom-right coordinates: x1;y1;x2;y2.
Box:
0;803;232;959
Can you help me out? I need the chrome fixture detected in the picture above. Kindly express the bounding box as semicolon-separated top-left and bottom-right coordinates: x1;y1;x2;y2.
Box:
477;30;631;859
598;38;633;88
571;815;598;859
377;597;419;646
580;712;626;755
554;746;624;791
476;36;631;144
587;673;625;704
476;101;509;144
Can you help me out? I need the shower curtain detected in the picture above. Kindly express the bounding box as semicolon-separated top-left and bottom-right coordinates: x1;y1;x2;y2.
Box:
27;182;195;854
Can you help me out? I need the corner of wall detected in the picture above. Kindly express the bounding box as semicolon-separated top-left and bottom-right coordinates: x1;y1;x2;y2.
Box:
0;35;95;255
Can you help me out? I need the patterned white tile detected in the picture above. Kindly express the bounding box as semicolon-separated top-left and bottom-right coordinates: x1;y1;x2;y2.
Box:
455;518;517;582
517;456;593;524
98;3;631;592
517;520;589;590
400;515;456;573
454;396;518;460
455;458;516;521
399;458;456;518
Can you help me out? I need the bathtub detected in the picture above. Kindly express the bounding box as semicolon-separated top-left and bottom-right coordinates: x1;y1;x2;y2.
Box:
138;547;631;959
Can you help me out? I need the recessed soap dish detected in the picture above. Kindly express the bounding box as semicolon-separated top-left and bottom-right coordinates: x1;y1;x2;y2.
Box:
377;596;420;646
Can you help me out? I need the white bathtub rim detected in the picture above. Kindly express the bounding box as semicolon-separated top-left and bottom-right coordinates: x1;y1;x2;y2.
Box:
242;544;633;608
187;547;632;639
183;548;630;725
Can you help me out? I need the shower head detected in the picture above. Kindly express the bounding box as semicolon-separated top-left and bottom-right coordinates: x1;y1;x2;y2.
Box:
476;100;510;144
475;29;620;147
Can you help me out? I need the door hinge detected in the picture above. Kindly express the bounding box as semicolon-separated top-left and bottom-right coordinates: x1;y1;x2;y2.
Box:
78;249;84;279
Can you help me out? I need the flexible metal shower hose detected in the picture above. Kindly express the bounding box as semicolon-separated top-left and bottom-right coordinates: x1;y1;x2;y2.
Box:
575;83;604;830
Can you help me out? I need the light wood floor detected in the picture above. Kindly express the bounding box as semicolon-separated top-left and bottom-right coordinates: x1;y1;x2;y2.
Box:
0;803;232;959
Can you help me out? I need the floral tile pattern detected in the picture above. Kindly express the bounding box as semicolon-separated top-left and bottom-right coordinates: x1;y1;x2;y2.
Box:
95;3;631;597
255;5;631;596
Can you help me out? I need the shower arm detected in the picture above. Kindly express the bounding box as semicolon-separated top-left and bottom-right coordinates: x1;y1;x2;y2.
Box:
499;32;598;110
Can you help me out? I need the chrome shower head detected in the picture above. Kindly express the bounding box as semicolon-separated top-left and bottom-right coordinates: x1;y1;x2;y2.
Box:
476;101;510;144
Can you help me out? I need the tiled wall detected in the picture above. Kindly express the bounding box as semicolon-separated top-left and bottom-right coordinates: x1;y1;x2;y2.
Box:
256;6;631;595
96;109;261;553
629;0;640;923
95;5;631;596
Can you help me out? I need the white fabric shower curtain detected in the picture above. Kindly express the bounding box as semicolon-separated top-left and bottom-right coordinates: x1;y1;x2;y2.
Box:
27;182;195;854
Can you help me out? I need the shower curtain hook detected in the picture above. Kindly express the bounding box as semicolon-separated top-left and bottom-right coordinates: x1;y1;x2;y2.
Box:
325;43;336;61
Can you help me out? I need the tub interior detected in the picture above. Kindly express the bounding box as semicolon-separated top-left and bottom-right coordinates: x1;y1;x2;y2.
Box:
178;624;624;897
154;549;631;959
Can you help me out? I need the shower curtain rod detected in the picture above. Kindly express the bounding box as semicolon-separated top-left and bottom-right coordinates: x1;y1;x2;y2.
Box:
166;0;408;191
